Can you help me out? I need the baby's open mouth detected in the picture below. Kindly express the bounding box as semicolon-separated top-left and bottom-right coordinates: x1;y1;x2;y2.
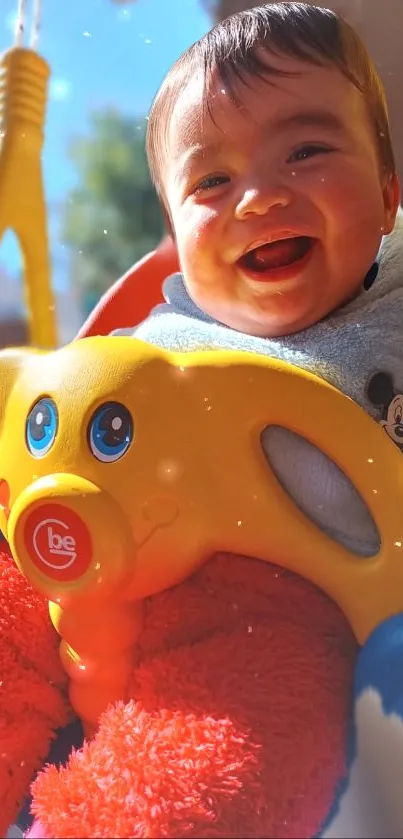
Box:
239;235;315;275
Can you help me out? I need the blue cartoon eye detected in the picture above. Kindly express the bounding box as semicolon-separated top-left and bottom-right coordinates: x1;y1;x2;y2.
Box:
26;398;58;457
88;402;133;463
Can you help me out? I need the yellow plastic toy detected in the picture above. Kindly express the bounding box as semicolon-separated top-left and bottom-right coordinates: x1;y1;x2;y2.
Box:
1;336;403;735
0;0;57;348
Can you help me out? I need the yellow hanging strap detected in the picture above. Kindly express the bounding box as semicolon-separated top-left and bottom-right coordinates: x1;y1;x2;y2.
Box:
0;0;57;349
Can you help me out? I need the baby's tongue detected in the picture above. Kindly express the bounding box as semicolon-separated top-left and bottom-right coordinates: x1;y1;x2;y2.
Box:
243;236;311;272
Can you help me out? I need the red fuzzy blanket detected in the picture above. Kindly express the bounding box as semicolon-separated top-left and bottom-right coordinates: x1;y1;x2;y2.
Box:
0;544;70;835
1;543;357;838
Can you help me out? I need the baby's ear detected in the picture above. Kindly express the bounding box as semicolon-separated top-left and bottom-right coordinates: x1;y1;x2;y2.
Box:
0;347;38;427
366;371;395;408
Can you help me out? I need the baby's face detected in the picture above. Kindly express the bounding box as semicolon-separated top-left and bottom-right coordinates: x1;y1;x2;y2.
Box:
163;53;399;338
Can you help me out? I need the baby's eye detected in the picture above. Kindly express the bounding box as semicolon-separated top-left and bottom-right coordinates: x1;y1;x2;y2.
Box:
194;174;230;193
287;144;332;163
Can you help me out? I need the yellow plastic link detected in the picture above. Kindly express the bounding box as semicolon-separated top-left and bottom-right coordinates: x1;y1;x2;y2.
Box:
0;47;57;348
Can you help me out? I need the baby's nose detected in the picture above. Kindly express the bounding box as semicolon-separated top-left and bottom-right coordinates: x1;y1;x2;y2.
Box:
235;182;293;219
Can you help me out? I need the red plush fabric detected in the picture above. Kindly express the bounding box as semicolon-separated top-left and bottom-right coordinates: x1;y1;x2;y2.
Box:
0;544;70;835
31;553;357;838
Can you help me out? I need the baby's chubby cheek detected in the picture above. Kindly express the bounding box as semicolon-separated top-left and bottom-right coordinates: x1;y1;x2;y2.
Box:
176;204;225;275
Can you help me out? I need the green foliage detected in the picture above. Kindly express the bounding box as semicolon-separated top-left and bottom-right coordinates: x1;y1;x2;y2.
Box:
63;109;164;314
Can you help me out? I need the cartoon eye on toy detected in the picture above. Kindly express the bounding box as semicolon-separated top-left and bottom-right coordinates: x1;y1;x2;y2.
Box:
26;397;59;458
88;402;133;463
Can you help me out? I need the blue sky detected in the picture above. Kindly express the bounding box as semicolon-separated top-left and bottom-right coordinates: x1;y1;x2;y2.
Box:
0;0;211;289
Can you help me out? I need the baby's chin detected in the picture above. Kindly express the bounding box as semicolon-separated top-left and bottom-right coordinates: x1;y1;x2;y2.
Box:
188;280;330;338
198;280;361;337
202;302;323;339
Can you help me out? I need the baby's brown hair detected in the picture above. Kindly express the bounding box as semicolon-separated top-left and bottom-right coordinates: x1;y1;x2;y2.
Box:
146;2;395;223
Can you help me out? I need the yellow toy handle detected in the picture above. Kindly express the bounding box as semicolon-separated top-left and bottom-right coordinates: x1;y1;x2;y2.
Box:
3;339;403;732
0;47;57;348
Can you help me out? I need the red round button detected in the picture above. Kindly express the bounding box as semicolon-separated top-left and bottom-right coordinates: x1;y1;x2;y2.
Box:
23;503;93;582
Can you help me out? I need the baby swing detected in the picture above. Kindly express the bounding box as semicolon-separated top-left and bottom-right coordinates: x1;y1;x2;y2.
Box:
3;2;403;838
0;0;175;353
0;0;173;832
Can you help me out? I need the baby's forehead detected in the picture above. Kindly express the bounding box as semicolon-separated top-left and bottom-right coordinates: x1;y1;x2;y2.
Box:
166;57;361;160
169;69;213;140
